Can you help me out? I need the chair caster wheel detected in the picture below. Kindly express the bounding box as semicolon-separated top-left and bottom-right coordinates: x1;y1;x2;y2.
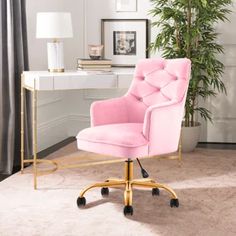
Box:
77;197;86;208
101;187;109;197
123;205;133;216
170;198;179;208
152;188;160;196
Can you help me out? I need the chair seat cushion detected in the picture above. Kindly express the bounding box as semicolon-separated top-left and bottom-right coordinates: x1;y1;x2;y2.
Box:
76;123;148;158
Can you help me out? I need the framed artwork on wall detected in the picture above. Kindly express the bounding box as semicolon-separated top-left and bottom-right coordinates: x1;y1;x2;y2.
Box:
101;19;149;67
116;0;137;12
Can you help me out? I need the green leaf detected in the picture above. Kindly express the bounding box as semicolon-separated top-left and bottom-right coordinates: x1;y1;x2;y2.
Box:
200;0;207;8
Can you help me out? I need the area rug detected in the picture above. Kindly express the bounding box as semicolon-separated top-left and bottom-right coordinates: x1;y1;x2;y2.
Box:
0;143;236;236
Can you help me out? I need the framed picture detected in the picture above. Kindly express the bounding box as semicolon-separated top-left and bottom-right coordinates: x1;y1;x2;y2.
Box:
116;0;137;12
101;19;149;67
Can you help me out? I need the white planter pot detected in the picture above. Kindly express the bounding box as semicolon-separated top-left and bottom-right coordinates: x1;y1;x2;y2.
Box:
181;122;201;152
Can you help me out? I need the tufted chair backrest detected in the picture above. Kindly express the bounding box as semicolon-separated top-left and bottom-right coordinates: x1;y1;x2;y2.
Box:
124;58;191;123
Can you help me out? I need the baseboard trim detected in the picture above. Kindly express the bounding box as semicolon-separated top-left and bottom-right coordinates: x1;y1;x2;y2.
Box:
199;142;236;145
197;142;236;150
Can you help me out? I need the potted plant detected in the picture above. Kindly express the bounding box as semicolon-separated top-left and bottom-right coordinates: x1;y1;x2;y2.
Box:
149;0;232;152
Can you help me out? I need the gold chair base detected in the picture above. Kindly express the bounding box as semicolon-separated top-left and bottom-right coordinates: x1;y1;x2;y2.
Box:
77;159;178;214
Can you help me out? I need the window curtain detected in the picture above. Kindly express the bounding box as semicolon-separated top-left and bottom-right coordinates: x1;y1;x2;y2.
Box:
0;0;31;174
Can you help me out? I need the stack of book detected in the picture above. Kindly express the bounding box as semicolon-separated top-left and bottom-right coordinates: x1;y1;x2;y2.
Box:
77;58;112;72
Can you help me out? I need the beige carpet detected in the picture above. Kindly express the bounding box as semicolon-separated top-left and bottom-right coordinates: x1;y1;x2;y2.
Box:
0;143;236;236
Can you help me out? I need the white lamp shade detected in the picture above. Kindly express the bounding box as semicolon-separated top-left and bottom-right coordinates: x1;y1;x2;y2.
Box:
36;12;73;38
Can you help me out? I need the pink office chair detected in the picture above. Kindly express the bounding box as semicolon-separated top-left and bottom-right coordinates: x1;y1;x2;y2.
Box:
76;58;191;215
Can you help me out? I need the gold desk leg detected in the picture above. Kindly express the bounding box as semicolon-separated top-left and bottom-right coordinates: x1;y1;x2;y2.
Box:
20;74;25;174
32;88;38;190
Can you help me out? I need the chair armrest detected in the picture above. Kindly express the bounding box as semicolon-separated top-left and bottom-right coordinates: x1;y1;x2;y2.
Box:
143;100;184;156
91;97;128;126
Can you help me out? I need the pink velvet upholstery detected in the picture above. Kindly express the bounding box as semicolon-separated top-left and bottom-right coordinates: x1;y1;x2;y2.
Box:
77;58;191;158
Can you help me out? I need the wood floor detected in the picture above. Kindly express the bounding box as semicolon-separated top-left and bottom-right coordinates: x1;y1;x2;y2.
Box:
1;146;236;235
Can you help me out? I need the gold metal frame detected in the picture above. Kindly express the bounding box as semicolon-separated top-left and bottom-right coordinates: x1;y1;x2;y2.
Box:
20;73;183;190
21;74;59;189
79;159;178;207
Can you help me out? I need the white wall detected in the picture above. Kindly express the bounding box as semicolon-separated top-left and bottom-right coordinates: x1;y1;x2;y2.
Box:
200;5;236;142
26;0;236;150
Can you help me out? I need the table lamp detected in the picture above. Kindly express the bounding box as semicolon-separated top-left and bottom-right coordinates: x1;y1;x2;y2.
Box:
36;12;73;72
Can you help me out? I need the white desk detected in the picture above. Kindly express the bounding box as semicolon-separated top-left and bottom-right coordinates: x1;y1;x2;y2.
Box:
21;68;134;189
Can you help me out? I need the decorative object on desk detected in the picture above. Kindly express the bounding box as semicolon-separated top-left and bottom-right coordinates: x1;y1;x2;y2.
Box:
77;58;112;71
116;0;137;12
88;45;104;60
101;19;148;67
36;12;73;73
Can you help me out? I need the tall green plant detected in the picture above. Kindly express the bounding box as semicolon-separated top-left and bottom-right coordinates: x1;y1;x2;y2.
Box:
150;0;232;127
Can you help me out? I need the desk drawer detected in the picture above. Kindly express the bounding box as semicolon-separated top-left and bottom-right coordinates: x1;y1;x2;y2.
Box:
53;74;118;90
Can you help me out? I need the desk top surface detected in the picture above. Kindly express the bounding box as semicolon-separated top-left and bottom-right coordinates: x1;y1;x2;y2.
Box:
23;67;135;77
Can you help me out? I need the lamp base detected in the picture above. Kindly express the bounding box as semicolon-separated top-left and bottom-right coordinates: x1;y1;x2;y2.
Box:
48;68;65;73
47;41;64;73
